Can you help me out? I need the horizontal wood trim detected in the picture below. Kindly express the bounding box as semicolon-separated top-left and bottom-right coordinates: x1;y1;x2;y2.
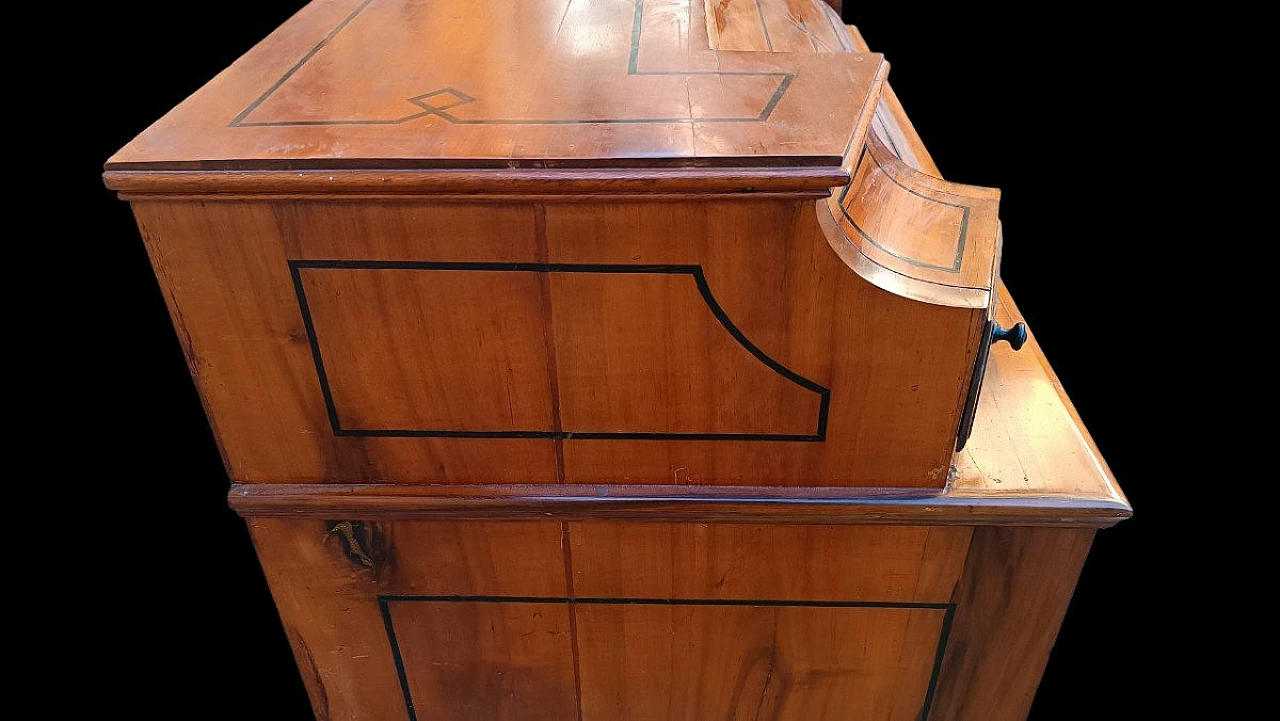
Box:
103;167;849;197
228;483;1133;527
114;191;836;203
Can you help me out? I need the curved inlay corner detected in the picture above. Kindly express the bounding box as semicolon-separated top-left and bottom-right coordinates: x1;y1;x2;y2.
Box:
290;261;830;441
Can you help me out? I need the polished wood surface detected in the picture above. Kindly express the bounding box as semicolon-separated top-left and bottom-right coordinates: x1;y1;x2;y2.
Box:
130;193;985;488
388;601;579;720
576;603;942;720
105;166;850;199
107;0;883;171
249;517;1099;720
252;519;965;721
929;527;1096;721
706;0;853;53
110;3;1129;719
228;285;1130;526
249;519;569;719
570;523;971;601
112;1;1006;489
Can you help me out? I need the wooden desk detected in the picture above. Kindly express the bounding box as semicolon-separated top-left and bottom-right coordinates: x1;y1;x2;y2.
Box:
106;2;1129;718
228;282;1128;721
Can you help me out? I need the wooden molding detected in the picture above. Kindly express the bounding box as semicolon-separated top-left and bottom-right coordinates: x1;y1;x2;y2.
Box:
104;167;849;198
229;483;1133;528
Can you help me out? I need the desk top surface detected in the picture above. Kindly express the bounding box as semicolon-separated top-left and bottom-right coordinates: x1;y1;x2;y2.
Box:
108;0;883;172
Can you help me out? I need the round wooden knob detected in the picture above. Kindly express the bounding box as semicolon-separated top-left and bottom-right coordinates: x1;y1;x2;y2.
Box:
992;322;1027;351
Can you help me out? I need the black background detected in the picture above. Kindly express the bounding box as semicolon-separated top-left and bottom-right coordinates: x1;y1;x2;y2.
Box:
65;2;1182;718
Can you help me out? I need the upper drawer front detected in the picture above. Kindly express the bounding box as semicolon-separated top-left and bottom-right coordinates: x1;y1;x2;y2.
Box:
570;523;972;604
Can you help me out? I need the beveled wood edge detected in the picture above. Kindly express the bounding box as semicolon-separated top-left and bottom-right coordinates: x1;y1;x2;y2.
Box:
115;191;834;203
995;286;1131;514
227;483;1132;527
836;30;1130;533
102;166;850;198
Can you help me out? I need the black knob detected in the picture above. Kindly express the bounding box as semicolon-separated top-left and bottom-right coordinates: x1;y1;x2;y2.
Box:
992;322;1027;351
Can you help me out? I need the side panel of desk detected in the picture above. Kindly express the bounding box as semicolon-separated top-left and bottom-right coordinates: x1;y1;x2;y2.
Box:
246;518;1096;721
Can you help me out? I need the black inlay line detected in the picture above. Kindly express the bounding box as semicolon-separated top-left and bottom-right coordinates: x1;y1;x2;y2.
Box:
919;603;957;720
865;147;966;210
289;263;343;434
838;146;970;274
628;0;644;75
378;597;419;721
826;3;857;53
232;0;795;128
753;0;775;51
231;0;376;127
378;594;956;719
292;260;702;273
335;429;826;442
379;594;952;611
689;268;819;395
289;260;830;442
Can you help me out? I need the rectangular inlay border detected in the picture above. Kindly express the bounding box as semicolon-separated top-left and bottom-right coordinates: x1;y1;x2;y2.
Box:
378;594;955;721
289;259;832;442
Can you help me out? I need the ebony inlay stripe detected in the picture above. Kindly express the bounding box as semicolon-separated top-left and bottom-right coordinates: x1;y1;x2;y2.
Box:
289;260;832;442
380;594;952;609
233;0;796;128
378;594;956;721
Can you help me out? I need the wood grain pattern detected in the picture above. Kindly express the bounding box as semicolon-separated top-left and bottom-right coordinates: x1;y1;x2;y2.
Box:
386;600;578;720
576;603;943;720
550;270;825;437
112;1;999;488
106;0;884;171
299;267;556;433
570;523;970;601
928;527;1096;721
250;518;958;721
104;166;852;199
707;0;853;53
826;132;1001;292
547;200;985;485
134;194;986;487
131;200;562;483
247;519;567;720
117;4;1129;720
227;283;1130;525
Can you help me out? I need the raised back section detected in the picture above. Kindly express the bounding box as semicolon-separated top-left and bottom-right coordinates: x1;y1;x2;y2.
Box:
107;0;1000;489
702;0;1003;308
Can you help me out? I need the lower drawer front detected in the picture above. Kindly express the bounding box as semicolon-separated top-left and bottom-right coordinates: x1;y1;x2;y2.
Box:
249;519;971;721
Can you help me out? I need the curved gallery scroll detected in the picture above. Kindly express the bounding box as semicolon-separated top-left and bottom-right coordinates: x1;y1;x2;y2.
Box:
289;261;830;441
819;131;1002;309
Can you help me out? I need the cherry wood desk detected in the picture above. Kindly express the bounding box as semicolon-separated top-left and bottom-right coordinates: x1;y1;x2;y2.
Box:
107;2;1129;718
